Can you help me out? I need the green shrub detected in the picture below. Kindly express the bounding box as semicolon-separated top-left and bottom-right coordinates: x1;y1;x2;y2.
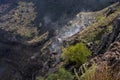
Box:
62;42;91;65
47;68;73;80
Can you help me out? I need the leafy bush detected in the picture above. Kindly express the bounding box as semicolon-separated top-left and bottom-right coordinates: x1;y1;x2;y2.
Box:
46;68;73;80
61;42;91;65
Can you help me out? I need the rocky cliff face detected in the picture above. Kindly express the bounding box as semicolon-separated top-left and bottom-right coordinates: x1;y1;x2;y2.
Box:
96;15;120;54
84;15;120;80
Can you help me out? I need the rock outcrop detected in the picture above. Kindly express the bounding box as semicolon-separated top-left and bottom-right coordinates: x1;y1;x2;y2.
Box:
84;15;120;80
96;15;120;54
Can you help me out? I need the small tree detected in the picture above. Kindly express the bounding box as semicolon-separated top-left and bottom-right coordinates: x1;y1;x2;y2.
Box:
62;42;91;65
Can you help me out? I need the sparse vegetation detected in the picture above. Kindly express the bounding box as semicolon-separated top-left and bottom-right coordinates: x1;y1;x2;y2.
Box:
79;4;120;44
80;64;96;80
74;63;96;80
0;1;37;38
74;63;119;80
12;1;37;38
81;64;117;80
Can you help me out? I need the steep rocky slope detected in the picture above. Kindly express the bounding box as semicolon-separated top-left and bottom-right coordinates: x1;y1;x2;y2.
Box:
85;17;120;80
56;3;120;80
0;0;120;80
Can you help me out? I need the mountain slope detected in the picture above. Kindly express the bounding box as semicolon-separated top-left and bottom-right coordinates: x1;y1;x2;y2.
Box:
0;0;119;80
